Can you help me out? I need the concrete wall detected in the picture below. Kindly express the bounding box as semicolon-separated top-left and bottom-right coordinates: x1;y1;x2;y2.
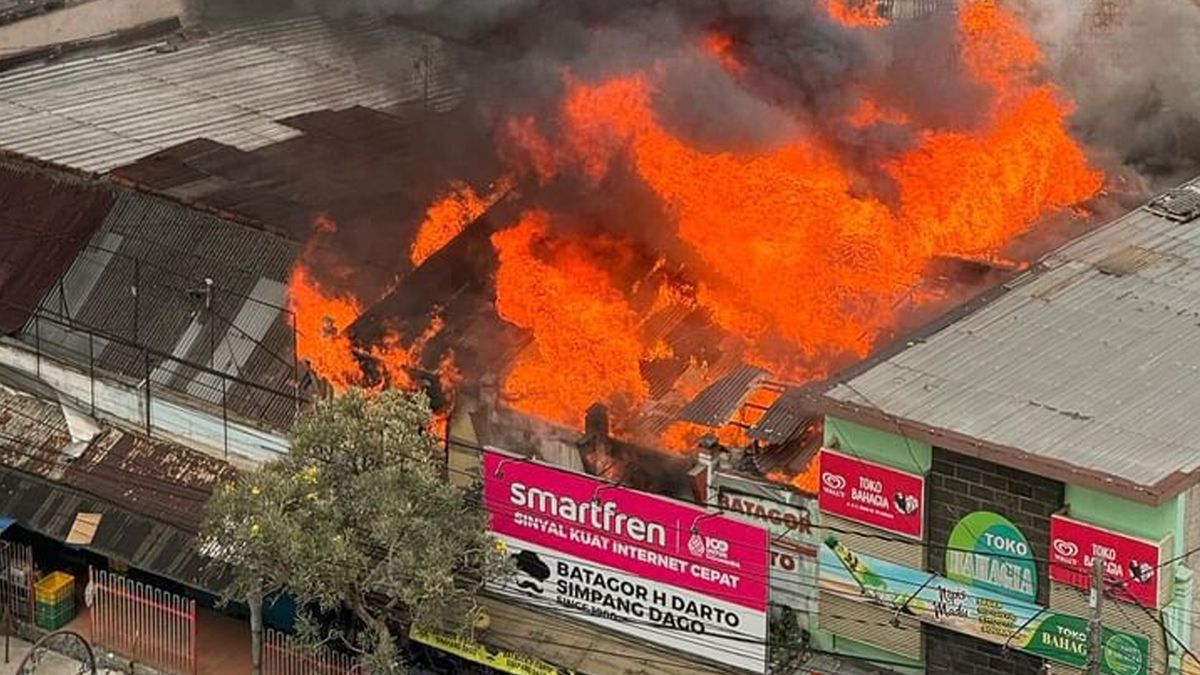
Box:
0;0;183;56
1065;484;1180;545
924;448;1064;675
825;416;931;474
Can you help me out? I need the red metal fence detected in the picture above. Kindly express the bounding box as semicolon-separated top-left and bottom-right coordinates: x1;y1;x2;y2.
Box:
265;629;362;675
89;567;197;675
0;541;34;622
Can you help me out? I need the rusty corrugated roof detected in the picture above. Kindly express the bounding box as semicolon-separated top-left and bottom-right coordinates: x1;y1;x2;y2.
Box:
0;468;233;591
0;376;236;535
0;158;112;334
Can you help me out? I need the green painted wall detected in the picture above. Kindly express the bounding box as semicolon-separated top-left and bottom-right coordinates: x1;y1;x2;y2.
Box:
825;416;932;475
1063;484;1180;546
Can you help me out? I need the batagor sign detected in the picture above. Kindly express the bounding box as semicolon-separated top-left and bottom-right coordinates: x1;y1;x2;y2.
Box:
820;538;1149;675
818;448;924;539
1049;514;1168;609
484;449;770;674
718;486;817;614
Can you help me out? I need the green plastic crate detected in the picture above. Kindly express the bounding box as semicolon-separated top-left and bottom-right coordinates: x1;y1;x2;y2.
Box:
35;599;76;630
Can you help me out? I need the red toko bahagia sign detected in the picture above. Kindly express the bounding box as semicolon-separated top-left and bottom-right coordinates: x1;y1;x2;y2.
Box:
817;448;925;539
1049;514;1169;608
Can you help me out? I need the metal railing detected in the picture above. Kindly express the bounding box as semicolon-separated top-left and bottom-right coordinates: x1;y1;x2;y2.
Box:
88;567;197;675
10;306;305;459
264;629;362;675
0;542;34;623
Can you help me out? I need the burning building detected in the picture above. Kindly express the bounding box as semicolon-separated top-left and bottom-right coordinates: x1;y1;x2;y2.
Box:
274;0;1111;493
0;0;1177;672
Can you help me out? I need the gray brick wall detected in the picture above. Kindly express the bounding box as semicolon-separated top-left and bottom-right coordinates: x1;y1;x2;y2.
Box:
926;448;1064;606
924;625;1044;675
924;449;1064;675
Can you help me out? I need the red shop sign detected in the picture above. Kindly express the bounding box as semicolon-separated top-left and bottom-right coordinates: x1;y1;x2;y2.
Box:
1049;514;1168;608
817;448;925;539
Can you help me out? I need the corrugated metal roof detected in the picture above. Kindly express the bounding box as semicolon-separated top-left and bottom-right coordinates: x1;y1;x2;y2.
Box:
0;14;463;172
23;186;302;429
0;0;54;25
748;389;814;444
0;368;236;589
0;375;237;534
0;468;233;591
822;176;1200;493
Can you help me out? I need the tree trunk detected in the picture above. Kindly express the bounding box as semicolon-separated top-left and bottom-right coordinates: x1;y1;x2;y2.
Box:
249;589;264;675
354;602;397;674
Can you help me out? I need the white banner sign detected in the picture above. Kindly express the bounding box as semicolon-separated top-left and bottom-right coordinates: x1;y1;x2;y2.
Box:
492;537;768;673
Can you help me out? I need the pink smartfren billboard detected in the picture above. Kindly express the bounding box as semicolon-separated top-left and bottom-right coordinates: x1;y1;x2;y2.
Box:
483;448;770;673
484;449;769;609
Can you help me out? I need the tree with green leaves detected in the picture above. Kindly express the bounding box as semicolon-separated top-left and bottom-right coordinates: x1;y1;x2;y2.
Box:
202;389;509;674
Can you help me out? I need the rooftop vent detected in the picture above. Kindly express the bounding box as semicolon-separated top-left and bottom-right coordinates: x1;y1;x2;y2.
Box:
1145;185;1200;223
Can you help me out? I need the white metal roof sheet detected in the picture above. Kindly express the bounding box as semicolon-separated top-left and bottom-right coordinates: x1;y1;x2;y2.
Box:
825;180;1200;490
0;15;462;172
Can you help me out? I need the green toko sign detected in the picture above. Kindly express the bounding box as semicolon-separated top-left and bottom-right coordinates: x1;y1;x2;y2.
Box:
946;510;1038;603
1023;614;1149;675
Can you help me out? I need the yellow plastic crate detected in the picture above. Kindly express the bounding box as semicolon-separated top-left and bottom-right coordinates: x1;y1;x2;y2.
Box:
35;572;74;603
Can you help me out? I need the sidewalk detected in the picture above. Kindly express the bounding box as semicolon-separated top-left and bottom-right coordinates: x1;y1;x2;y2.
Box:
1;635;123;674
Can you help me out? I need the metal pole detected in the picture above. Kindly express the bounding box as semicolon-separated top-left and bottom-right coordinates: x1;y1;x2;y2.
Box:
143;347;151;436
222;377;229;459
423;42;431;111
132;258;140;346
292;313;300;415
1087;555;1105;675
34;313;41;378
88;331;96;416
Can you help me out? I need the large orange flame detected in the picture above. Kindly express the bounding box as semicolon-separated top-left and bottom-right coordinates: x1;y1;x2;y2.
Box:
491;211;650;426
410;178;514;267
289;264;363;392
289;214;454;399
486;1;1102;436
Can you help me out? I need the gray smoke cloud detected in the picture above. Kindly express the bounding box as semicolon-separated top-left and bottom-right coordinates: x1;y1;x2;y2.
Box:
1013;0;1200;189
196;0;1200;192
196;0;992;195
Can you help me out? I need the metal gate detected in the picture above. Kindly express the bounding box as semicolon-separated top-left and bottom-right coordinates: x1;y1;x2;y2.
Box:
0;541;34;623
265;629;362;675
88;567;197;675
